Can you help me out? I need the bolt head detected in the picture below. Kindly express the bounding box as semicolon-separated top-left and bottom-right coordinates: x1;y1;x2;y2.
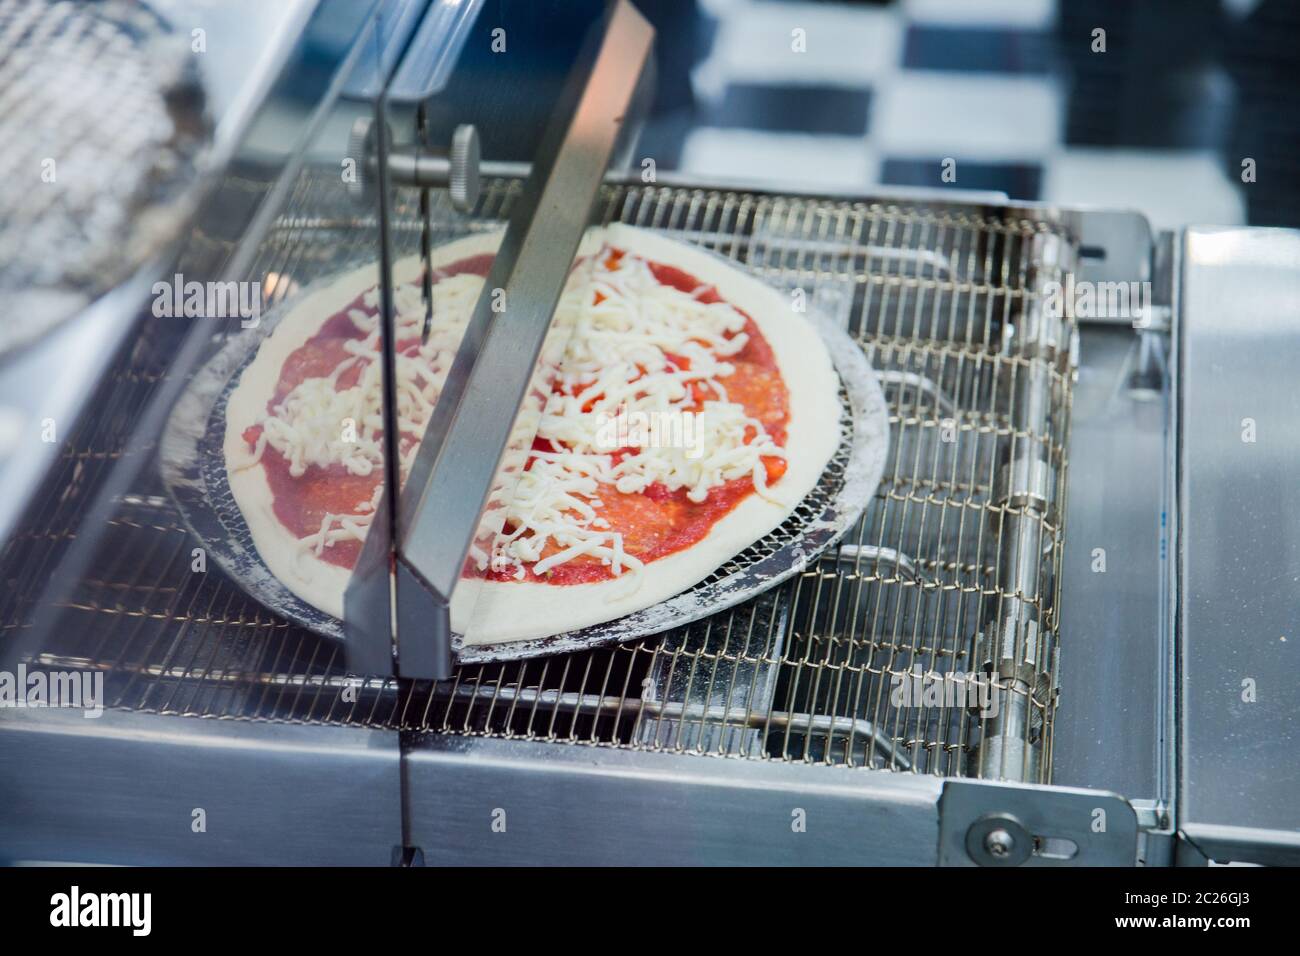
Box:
965;813;1032;866
984;828;1015;857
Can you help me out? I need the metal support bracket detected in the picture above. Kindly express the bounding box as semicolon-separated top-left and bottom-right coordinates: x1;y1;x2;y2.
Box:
1062;208;1153;292
939;779;1139;866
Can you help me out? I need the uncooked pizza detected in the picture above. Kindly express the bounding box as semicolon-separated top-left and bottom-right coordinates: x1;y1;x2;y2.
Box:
224;224;842;644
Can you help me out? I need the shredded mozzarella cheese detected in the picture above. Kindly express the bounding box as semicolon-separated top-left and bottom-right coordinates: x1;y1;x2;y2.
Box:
247;248;788;578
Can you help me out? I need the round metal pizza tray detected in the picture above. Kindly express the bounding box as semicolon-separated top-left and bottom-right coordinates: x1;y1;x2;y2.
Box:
160;259;891;666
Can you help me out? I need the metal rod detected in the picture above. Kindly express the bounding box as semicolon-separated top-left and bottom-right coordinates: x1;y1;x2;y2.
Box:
975;234;1072;782
836;544;925;583
876;369;958;417
436;683;916;769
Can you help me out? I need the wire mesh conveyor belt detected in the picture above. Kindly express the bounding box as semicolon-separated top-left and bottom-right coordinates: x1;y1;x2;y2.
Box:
0;176;1075;784
0;0;208;353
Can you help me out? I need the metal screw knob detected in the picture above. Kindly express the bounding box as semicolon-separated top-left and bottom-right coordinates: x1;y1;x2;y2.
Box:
965;813;1033;866
448;124;480;213
984;828;1015;858
346;115;380;204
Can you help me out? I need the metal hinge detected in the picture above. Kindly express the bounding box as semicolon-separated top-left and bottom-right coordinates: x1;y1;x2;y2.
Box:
938;780;1140;866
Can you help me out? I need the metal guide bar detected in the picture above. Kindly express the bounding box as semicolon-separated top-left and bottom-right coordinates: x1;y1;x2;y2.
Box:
0;176;1076;783
384;0;654;679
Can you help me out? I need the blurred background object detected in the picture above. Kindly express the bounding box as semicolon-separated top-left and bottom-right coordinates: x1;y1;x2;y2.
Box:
637;0;1300;230
0;0;209;355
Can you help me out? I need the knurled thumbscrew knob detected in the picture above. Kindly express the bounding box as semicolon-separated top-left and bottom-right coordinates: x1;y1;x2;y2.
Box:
447;124;480;213
345;119;481;213
346;115;379;203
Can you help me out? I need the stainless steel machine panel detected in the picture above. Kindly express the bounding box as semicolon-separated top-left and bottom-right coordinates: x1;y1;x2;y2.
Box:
0;708;399;866
1178;226;1300;864
1053;326;1174;819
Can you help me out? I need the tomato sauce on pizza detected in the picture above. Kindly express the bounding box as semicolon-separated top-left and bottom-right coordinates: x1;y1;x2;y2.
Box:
240;246;791;585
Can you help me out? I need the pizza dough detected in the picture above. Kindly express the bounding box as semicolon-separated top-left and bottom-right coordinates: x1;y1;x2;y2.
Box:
225;224;843;645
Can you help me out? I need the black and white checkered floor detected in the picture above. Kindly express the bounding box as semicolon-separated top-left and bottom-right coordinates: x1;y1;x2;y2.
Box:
641;0;1271;232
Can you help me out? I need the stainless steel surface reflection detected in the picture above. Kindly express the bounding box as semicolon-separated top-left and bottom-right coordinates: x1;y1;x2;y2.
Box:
1179;226;1300;856
1053;327;1173;810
